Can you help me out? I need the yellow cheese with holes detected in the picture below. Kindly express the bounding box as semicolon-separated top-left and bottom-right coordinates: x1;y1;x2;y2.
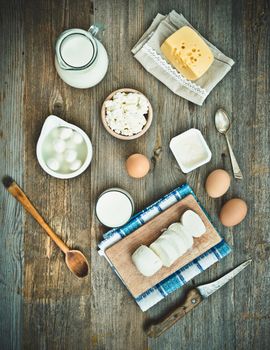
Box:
161;26;214;81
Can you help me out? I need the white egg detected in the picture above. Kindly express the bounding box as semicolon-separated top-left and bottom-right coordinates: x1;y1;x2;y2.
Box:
59;127;73;140
132;245;162;277
69;160;82;171
72;132;84;145
64;149;77;163
46;158;60;171
53;139;66;153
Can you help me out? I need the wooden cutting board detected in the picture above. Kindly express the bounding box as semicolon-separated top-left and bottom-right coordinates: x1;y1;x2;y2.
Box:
105;194;222;297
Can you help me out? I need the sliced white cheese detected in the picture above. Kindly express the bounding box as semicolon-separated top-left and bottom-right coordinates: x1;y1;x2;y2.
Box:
181;225;194;249
169;222;193;249
150;237;179;267
181;210;206;237
168;222;183;234
161;229;188;256
132;245;162;277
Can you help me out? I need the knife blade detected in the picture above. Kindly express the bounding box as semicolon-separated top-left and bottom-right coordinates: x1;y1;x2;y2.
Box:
146;259;252;338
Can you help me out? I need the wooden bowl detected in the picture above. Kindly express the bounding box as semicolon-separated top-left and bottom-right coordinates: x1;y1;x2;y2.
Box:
101;88;153;140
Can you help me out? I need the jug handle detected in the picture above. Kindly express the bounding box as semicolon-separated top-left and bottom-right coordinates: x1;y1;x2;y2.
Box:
88;23;105;38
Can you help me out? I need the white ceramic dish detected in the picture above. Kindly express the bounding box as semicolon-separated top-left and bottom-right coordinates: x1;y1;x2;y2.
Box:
36;115;93;179
170;128;212;173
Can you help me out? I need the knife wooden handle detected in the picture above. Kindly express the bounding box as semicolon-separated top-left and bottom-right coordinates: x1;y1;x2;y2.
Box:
146;288;203;338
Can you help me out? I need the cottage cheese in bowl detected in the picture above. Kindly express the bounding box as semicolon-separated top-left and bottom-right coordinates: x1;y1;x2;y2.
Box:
101;88;153;140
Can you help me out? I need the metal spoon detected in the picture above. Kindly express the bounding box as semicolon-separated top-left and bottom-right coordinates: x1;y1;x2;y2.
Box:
215;109;243;180
2;176;89;278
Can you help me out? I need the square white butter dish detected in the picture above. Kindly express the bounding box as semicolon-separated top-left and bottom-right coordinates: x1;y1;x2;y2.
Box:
170;128;212;173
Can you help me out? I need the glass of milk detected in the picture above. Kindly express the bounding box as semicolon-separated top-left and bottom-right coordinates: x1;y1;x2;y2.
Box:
55;24;108;88
95;188;134;228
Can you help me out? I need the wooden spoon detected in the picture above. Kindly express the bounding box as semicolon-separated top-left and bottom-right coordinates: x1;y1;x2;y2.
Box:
2;176;89;278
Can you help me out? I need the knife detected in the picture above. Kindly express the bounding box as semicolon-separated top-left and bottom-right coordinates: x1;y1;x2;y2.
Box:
146;259;252;338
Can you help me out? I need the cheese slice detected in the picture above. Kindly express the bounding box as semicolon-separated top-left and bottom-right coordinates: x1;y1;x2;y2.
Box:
168;222;193;248
181;210;206;237
160;26;214;81
150;237;179;267
162;229;188;256
132;245;162;277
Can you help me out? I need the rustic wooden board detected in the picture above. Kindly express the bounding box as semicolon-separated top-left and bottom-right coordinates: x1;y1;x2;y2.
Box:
1;0;270;349
106;194;221;297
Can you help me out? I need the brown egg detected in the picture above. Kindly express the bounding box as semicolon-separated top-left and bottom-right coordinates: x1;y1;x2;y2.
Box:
219;198;248;227
205;169;231;198
126;154;150;178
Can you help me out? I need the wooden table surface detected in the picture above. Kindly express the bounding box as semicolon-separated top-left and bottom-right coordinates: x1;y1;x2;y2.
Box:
0;0;269;349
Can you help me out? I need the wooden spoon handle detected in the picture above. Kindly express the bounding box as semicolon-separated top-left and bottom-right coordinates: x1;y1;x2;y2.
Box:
5;178;69;254
146;289;203;338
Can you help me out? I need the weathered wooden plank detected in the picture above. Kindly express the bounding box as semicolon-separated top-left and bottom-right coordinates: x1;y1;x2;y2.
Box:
22;0;93;348
0;1;24;349
231;1;270;349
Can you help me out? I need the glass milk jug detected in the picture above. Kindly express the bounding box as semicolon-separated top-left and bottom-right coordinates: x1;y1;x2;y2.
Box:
55;25;108;89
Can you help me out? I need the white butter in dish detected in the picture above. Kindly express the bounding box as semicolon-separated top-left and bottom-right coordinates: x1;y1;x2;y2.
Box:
170;128;212;173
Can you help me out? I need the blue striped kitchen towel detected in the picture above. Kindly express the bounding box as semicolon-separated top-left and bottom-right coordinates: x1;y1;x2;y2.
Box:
98;183;231;311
